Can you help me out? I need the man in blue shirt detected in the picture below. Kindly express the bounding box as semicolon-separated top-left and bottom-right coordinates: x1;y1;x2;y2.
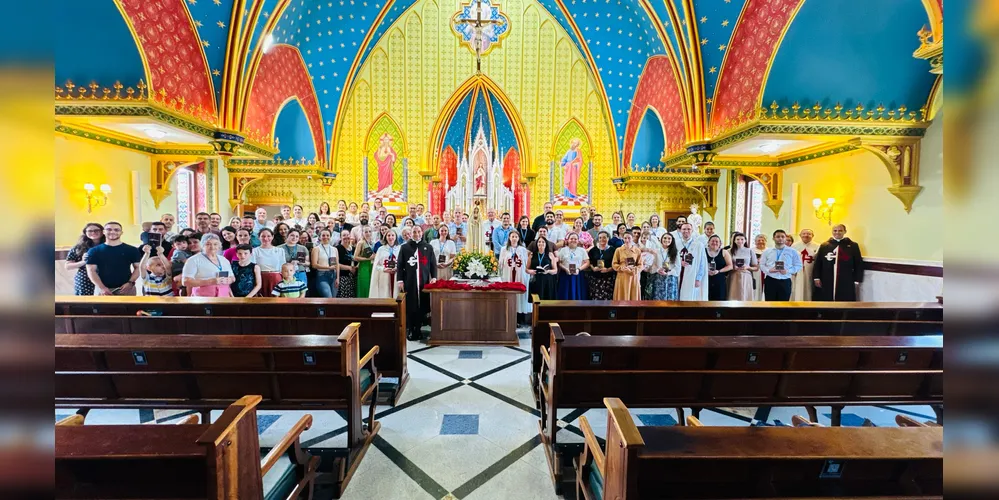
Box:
85;221;142;295
759;229;803;301
490;212;514;258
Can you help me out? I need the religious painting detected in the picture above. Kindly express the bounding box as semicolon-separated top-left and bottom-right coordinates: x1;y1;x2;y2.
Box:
559;138;583;198
364;113;408;201
374;133;397;195
550;118;592;206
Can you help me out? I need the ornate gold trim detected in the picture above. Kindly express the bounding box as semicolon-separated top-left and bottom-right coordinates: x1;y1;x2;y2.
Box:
111;0;153;95
239;0;292;127
151;157;204;208
739;167;783;217
682;181;717;219
179;0;219;120
859;138;923;212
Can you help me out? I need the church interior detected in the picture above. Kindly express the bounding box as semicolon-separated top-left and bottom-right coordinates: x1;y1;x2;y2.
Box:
51;0;954;498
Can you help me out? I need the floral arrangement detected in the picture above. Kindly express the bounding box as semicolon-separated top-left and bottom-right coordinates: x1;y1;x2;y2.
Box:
452;248;498;279
424;280;526;292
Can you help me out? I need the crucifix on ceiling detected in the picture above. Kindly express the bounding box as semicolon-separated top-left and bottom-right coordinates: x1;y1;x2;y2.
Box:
451;0;510;73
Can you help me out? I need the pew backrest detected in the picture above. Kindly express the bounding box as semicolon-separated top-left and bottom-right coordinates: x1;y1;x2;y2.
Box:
544;325;943;409
55;295;408;383
56;395;267;499
531;298;944;381
585;398;943;499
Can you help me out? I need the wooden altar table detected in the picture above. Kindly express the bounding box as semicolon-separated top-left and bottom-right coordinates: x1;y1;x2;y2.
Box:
427;288;520;346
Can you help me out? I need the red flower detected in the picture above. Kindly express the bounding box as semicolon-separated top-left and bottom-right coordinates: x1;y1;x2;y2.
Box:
423;280;526;292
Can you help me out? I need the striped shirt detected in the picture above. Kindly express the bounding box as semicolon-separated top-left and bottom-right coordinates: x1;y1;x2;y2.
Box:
143;274;174;297
272;279;308;298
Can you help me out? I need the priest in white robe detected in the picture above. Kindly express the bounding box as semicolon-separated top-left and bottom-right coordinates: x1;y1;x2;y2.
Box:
791;228;820;301
675;223;708;301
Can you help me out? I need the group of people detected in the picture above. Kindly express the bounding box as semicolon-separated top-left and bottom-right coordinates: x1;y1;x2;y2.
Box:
67;198;865;335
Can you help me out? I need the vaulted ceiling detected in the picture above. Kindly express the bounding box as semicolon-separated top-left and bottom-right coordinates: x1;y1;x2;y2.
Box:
56;0;940;167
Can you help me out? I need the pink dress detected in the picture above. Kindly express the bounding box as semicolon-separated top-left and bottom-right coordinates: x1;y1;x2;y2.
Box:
376;147;396;191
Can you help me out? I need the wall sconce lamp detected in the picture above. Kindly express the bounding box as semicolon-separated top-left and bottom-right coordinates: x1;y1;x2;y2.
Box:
84;183;112;213
812;197;835;225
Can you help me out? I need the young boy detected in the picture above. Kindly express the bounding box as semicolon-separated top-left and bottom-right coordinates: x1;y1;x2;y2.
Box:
139;244;173;296
272;262;308;298
231;244;262;297
170;237;192;294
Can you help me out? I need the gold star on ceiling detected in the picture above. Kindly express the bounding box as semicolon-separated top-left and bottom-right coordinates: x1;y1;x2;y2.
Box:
213;0;221;5
701;38;708;45
722;19;730;27
707;98;713;104
709;66;717;73
202;40;210;47
212;69;221;76
700;16;707;23
194;20;203;27
217;21;226;28
186;0;196;5
719;44;727;51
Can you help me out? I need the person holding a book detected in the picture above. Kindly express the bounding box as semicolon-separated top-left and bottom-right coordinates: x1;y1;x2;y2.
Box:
430;224;457;281
586;231;617;300
611;232;643;300
499;230;532;326
527;233;558;300
181;234;235;297
370;230;400;299
705;234;734;300
354;225;376;298
759;229;803;301
556;232;589;300
726;232;759;301
675;223;709;301
656;232;681;300
280;229;310;287
336;230;357;298
310;228;340;298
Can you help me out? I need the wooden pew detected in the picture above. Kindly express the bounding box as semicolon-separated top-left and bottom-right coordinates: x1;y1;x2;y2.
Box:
56;395;321;500
531;298;943;394
538;324;943;488
55;323;379;496
55;295;410;405
575;397;943;500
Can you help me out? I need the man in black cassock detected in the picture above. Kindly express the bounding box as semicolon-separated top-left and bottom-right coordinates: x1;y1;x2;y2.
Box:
397;225;437;340
813;224;864;301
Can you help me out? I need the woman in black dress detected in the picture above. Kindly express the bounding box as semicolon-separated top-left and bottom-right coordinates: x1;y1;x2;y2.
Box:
705;234;733;300
515;216;535;247
527;235;557;300
336;230;357;297
64;223;105;295
586;231;617;300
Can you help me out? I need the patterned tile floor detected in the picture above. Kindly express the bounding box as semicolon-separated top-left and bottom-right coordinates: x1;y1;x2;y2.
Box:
58;327;939;500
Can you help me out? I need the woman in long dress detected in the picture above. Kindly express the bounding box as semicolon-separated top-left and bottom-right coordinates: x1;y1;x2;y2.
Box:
705;235;733;300
556;232;589;300
430;224;456;281
752;234;768;301
586;231;616;300
499;231;531;325
336;230;357;298
638;231;657;300
354;226;375;298
612;232;643;300
370;231;400;299
657;233;680;300
528;235;558;300
727;232;758;301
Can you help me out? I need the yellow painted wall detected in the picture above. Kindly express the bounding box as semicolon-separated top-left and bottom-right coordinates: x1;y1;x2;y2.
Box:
55;135;177;246
330;0;619;209
760;119;943;261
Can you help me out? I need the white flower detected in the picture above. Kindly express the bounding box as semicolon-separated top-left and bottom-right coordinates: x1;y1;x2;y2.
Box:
468;260;488;278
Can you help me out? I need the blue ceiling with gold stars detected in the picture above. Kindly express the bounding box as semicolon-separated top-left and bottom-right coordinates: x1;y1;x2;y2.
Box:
56;0;145;87
186;0;239;104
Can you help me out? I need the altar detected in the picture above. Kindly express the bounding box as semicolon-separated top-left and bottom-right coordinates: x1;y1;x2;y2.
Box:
425;280;522;346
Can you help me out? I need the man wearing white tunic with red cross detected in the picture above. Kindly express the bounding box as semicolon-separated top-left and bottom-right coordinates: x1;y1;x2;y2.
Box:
675;223;708;301
791;228;820;301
